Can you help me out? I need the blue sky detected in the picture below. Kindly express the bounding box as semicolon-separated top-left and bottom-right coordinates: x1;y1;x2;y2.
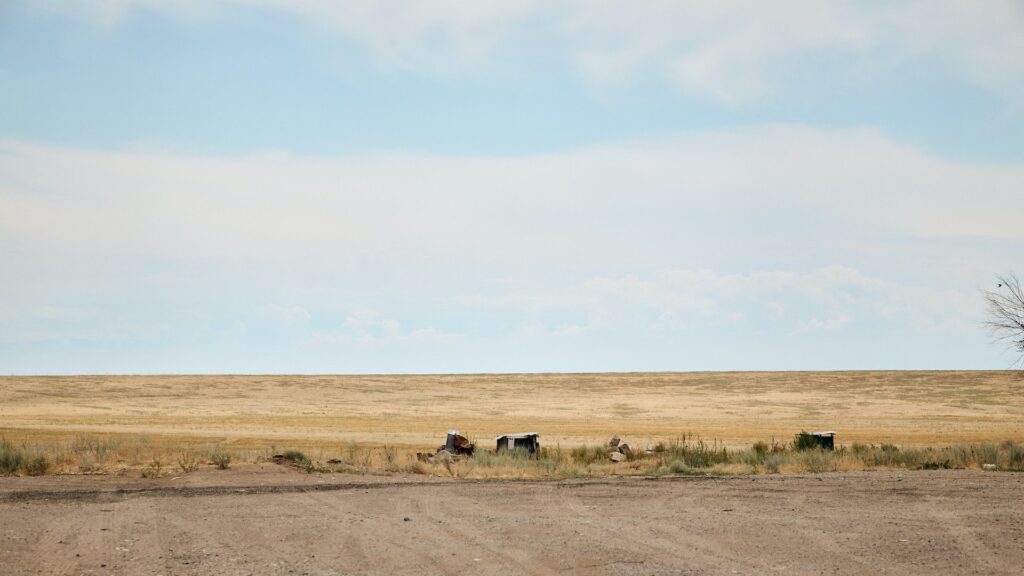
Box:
1;1;1023;374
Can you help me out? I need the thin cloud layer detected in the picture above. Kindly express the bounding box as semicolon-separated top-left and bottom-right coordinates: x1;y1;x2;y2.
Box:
3;125;1021;262
32;0;1024;103
3;3;1023;372
1;125;1019;371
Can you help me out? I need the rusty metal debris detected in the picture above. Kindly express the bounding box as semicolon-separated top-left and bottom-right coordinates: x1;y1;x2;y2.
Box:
418;429;476;463
443;430;476;456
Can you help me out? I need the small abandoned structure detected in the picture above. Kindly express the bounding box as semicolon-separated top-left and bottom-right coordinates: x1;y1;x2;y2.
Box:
809;431;836;451
495;432;540;454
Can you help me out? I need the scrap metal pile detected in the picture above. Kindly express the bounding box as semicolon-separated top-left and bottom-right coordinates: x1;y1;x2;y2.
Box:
418;429;475;462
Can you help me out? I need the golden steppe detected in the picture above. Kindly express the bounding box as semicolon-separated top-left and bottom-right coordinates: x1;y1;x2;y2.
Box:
2;372;1023;452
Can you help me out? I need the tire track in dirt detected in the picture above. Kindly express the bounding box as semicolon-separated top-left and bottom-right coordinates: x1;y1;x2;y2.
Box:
551;483;774;574
0;473;731;504
300;489;457;575
23;497;168;575
4;471;1024;576
303;484;563;575
419;485;567;575
914;496;1009;575
0;478;447;503
26;502;85;575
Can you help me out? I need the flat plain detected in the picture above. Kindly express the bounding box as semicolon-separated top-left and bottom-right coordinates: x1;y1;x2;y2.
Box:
3;372;1024;575
2;371;1023;451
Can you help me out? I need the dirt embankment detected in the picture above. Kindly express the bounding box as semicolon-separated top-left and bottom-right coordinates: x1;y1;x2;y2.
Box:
2;467;1023;575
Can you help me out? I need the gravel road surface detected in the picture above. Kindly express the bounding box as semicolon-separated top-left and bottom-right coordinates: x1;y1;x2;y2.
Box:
2;467;1021;575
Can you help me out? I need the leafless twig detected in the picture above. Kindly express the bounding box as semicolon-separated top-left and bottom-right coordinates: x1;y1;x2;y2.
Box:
983;274;1024;367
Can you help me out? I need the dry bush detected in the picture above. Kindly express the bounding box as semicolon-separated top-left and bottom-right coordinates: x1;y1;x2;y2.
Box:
177;452;200;473
210;451;232;470
24;455;50;476
5;430;1024;479
0;441;24;475
78;454;97;473
657;459;703;476
795;450;838;473
140;459;162;478
570;445;607;466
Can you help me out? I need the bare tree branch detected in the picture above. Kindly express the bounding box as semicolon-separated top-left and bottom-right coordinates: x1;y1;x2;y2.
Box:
983;273;1024;367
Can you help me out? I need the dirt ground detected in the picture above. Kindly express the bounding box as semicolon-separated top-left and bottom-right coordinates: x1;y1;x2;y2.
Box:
2;467;1022;575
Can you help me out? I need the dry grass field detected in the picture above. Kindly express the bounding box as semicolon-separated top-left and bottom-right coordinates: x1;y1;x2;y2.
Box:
2;371;1024;477
3;371;1024;446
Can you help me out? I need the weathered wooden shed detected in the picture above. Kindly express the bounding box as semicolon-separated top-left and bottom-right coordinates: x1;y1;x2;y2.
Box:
495;432;540;454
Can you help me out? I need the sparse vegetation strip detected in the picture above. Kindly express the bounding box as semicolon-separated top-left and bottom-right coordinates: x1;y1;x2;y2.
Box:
1;433;1022;479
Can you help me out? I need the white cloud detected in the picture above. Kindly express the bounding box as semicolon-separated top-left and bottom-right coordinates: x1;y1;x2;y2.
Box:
472;265;974;339
2;125;1021;269
0;304;170;344
0;125;1019;368
327;305;452;346
305;322;456;349
1;125;1022;317
264;305;310;325
273;0;543;72
801;314;851;333
563;0;873;101
341;305;380;334
565;0;1024;103
30;0;1024;103
380;318;402;338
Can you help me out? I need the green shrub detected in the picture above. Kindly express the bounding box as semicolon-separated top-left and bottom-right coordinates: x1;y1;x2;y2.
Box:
797;450;837;473
211;452;231;470
667;459;690;474
792;432;819;452
662;437;729;468
1007;442;1024;468
658;459;702;475
0;441;25;475
281;450;307;462
860;444;902;467
570;445;607;465
70;435;117;462
974;443;999;467
741;450;764;466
